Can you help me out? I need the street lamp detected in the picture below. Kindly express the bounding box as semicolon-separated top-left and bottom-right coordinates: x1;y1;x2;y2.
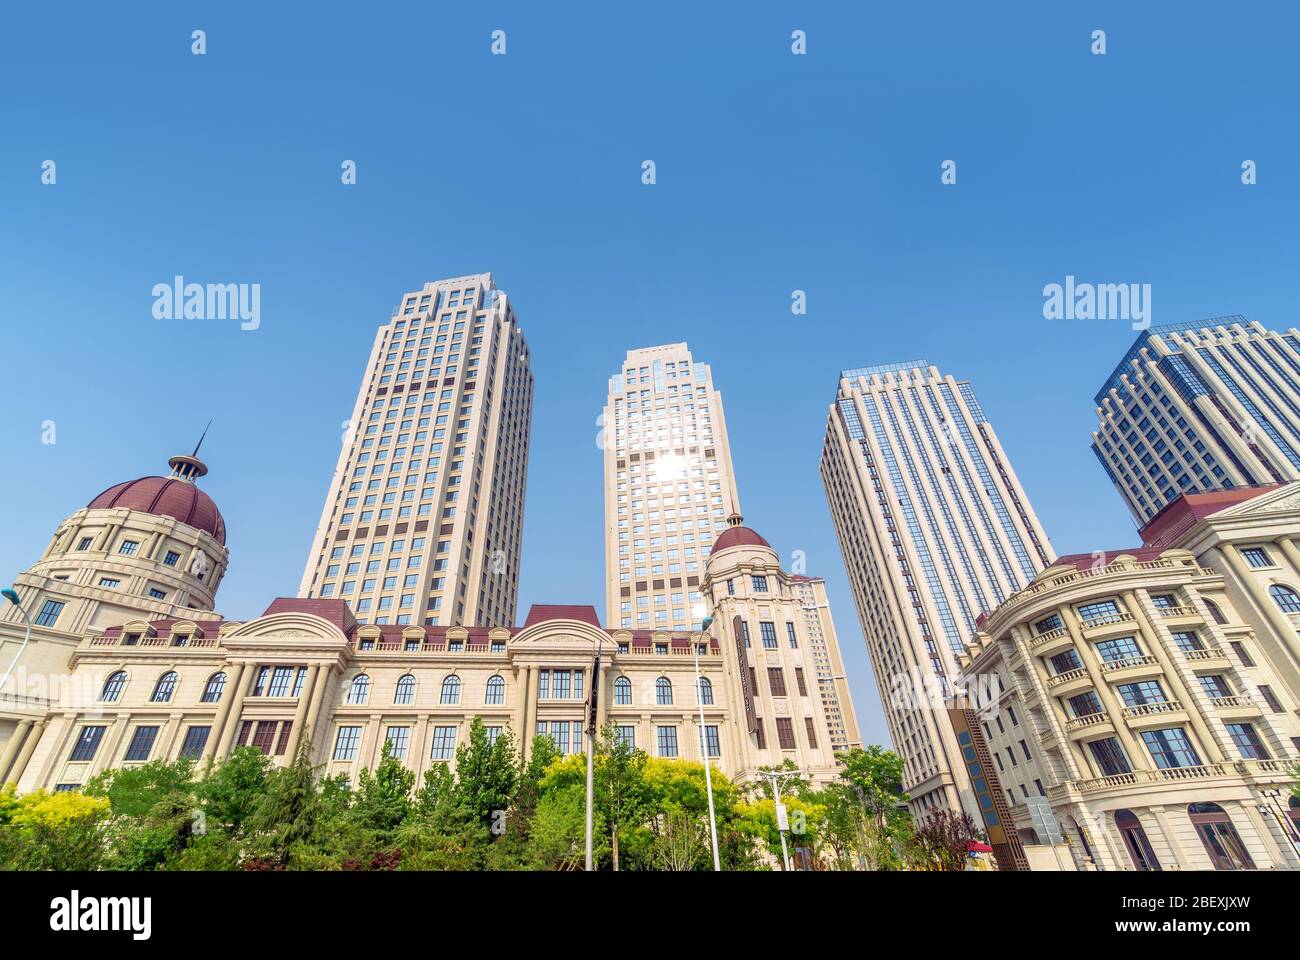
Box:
757;768;802;871
0;588;32;698
693;603;722;871
585;634;603;871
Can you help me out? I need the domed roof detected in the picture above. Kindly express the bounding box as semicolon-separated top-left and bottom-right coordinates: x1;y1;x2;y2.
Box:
711;513;771;552
87;450;225;544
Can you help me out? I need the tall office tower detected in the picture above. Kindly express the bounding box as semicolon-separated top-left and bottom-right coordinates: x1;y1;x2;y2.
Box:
1092;317;1300;526
821;361;1054;817
602;343;742;631
300;273;533;628
792;575;862;753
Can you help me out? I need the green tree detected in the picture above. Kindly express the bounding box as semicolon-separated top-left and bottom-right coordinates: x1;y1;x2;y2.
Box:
453;718;518;830
837;745;908;829
352;741;414;841
595;725;651;871
246;736;323;867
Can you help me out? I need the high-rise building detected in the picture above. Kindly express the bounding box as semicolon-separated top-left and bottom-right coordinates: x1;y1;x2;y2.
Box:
1092;317;1300;525
791;575;862;753
299;273;533;628
821;360;1054;817
602;343;742;632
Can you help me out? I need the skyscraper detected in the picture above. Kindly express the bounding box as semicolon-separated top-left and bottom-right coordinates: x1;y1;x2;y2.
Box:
791;575;862;753
1092;317;1300;525
821;360;1054;816
602;343;742;631
300;273;532;628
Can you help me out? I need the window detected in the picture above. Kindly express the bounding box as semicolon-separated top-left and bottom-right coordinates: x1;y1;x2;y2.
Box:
163;550;181;567
1068;691;1103;717
440;675;461;704
1171;630;1202;653
759;621;778;649
614;676;632;705
1188;802;1256;870
485;674;505;705
775;717;796;750
119;540;139;556
1198;674;1233;699
201;672;227;703
615;725;635;749
696;677;713;705
655;676;673;705
34;599;65;627
795;668;808;697
179;726;210;759
1050;649;1083;674
333;726;361;760
151;671;178;703
1087;737;1131;777
69;726;107;762
385;726;410;759
656;725;678;758
1230;641;1255;667
267;667;293;697
1141;727;1202;769
751;575;768;592
754;718;766;749
1077;599;1120;622
1034;613;1064;634
768;667;787;697
485;726;503;747
1117;680;1167;707
804;717;818;749
99;670;127;703
1268;584;1300;613
430;726;457;760
124;726;159;762
1225;722;1270;760
148;588;167;600
700;725;721;757
1095;636;1143;663
1204;599;1228;625
77;536;94;550
1116;810;1162;871
98;577;120;588
1258;685;1283;712
347;674;371;705
786;622;798;648
394;674;416;704
1242;546;1273;568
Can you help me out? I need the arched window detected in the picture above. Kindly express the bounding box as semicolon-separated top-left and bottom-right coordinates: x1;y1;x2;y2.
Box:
1188;802;1256;870
1115;809;1161;871
485;675;505;705
347;674;370;705
99;670;127;703
1203;598;1228;625
201;671;227;703
440;674;461;705
394;674;415;704
151;671;178;703
656;676;673;705
1268;584;1300;614
696;677;714;705
614;676;632;705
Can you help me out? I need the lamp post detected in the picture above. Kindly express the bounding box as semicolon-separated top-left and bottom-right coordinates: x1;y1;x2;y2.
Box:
757;768;802;871
693;608;722;871
0;588;32;698
585;635;602;871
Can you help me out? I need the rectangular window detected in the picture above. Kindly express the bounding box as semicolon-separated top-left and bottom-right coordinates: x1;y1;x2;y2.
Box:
385;726;410;759
118;540;140;556
1258;685;1284;712
1241;546;1273;568
751;575;768;592
1050;649;1083;674
700;724;721;758
267;666;294;697
775;717;796;750
615;725;635;749
275;722;294;756
69;725;107;762
179;726;210;759
1087;737;1131;777
656;725;678;758
1141;727;1201;769
786;622;798;648
759;621;778;649
98;577;120;588
1117;680;1167;706
804;717;818;749
1076;599;1120;622
1033;613;1064;634
430;725;457;760
538;670;550;699
35;599;65;627
1225;722;1270;760
251;722;277;754
1170;630;1202;652
768;667;787;697
163;550;181;566
754;718;766;749
124;726;159;762
333;725;361;760
795;667;808;696
1068;691;1104;717
1095;636;1143;663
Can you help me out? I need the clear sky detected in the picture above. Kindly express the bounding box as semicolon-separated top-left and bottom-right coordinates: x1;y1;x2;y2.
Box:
2;3;1297;748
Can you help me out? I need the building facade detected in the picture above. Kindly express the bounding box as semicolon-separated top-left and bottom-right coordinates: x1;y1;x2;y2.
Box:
0;450;229;786
602;343;742;632
957;484;1300;871
821;360;1054;818
299;273;533;628
1092;317;1300;525
791;575;861;753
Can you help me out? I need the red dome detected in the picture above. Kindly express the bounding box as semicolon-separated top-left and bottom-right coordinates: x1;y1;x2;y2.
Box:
88;476;226;544
712;524;771;552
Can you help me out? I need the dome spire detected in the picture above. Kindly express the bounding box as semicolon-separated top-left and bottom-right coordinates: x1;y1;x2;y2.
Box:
168;420;212;482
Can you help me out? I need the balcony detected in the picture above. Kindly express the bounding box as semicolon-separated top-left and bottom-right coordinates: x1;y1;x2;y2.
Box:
1121;699;1188;728
1183;646;1231;669
1154;605;1201;624
1210;695;1263;719
1099;654;1162;681
1045;667;1092;696
1030;626;1074;657
1080;612;1137;638
87;634;217;650
1065;712;1114;739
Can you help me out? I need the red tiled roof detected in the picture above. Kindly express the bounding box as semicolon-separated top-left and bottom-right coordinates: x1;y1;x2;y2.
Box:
1049;545;1171;571
261;597;357;633
88;476;226;544
1138;485;1278;548
712;525;771;552
523;604;601;628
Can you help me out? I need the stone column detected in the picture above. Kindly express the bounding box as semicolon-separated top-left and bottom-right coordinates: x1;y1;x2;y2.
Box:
514;664;532;743
9;720;45;788
211;664;250;760
304;665;332;760
1059;606;1149;771
0;720;33;783
289;664;319;755
1149;806;1192;869
204;662;245;762
521;666;539;756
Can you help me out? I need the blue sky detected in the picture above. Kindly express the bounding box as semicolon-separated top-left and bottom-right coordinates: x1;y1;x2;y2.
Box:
2;3;1297;748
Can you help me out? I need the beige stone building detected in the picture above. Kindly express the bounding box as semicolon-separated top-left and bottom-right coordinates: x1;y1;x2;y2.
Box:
957;484;1300;870
298;273;533;628
602;343;742;633
0;448;228;785
821;361;1054;819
